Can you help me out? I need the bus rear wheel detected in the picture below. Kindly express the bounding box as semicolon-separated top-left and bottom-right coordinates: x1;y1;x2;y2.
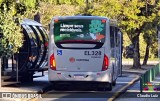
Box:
112;80;116;86
105;83;112;91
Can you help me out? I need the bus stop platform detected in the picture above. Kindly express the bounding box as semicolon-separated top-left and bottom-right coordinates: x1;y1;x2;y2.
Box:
0;71;52;101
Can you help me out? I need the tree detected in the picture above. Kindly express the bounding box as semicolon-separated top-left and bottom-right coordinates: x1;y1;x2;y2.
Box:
91;0;145;69
38;0;95;27
0;0;40;57
38;1;80;28
38;0;159;68
0;0;39;19
142;18;158;65
142;28;157;65
0;9;23;57
141;0;160;65
91;0;159;68
19;0;38;9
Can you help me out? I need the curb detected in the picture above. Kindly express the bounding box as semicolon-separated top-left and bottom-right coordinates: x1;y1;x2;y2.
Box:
108;75;140;101
37;84;53;94
27;84;53;101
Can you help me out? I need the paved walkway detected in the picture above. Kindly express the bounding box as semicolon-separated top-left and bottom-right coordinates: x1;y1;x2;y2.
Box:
0;63;158;101
115;73;160;101
0;71;50;101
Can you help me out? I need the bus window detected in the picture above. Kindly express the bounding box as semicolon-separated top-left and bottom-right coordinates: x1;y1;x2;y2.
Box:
53;19;106;49
115;27;119;47
110;26;115;48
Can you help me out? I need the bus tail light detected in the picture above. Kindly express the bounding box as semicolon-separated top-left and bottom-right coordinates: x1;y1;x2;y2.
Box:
102;55;109;71
50;54;56;70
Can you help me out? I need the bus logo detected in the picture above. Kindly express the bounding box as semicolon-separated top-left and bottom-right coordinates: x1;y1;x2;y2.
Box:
69;57;75;63
57;50;62;55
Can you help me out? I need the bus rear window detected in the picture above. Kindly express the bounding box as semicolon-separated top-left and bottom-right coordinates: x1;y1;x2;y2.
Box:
53;19;106;43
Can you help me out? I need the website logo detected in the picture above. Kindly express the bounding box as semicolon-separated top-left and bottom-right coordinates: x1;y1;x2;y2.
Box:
2;93;11;98
69;57;75;63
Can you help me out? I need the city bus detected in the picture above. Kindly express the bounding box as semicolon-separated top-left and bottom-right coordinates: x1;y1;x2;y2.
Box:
48;16;122;91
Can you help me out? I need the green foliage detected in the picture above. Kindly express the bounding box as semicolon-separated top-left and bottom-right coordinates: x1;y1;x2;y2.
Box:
0;9;23;57
91;0;159;59
40;0;91;15
40;0;85;5
0;0;39;58
119;0;145;39
0;0;159;60
19;0;37;9
0;0;3;3
91;0;146;39
91;0;122;19
141;0;159;59
37;0;159;59
0;0;38;16
39;2;79;27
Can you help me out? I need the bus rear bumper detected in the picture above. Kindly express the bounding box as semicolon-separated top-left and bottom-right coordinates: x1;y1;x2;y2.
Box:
48;69;112;83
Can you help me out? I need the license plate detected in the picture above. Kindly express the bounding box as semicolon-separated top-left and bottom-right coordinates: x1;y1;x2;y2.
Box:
74;74;84;79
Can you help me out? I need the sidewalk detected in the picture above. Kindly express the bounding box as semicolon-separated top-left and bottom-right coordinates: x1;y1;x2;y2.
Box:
115;71;160;101
0;71;51;101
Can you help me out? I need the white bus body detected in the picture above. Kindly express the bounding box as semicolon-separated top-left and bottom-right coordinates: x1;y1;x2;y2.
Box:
48;16;122;91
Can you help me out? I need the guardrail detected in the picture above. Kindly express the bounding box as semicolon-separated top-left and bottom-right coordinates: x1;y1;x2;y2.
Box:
140;63;160;92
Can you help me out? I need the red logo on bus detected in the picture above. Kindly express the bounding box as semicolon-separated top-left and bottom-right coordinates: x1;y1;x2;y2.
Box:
69;57;75;63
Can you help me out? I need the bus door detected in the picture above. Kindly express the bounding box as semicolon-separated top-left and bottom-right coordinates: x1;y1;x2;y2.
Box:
117;31;122;76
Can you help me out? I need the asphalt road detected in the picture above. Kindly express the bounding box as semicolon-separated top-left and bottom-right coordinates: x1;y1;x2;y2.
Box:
31;72;139;101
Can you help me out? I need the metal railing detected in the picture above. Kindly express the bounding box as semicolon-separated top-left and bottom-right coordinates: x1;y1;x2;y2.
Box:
140;63;160;92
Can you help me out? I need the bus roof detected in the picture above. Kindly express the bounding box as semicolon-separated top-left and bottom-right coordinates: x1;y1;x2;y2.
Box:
52;16;109;20
52;16;117;26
